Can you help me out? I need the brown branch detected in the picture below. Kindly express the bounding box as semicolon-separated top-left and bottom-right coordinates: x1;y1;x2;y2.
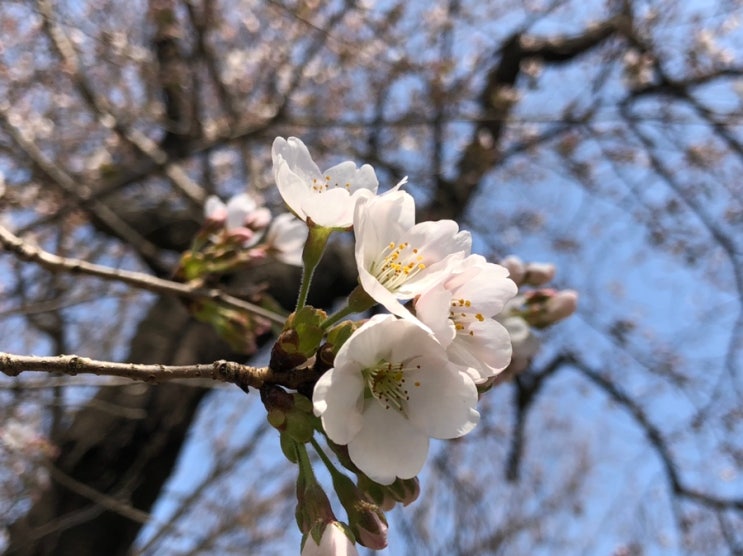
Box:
424;11;629;221
0;223;285;325
568;353;743;512
43;462;152;525
0;352;322;392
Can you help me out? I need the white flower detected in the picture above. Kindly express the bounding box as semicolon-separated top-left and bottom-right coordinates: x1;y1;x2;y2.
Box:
313;314;479;485
353;190;471;320
264;212;307;266
204;193;271;246
301;522;359;556
414;254;518;383
272;137;378;228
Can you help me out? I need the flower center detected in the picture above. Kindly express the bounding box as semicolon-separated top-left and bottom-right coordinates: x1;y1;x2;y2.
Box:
310;175;351;193
362;359;422;416
369;241;427;292
450;297;485;337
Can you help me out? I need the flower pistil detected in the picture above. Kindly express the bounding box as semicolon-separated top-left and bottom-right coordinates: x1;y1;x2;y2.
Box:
362;359;422;416
369;242;427;293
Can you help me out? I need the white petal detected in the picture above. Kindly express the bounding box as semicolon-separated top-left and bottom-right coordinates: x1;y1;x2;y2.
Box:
323;161;378;194
354;191;415;269
275;159;311;220
313;369;365;445
406;365;479;439
356;263;418;320
449;319;513;381
451;258;517;316
348;402;429;485
272;136;322;183
333;314;398;368
386;318;445;363
302;187;354;228
302;523;359;556
414;284;456;347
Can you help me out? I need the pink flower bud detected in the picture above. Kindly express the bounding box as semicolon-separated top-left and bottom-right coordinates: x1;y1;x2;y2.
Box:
523;262;556;286
350;500;388;550
499;255;526;286
544;289;578;322
204;195;228;224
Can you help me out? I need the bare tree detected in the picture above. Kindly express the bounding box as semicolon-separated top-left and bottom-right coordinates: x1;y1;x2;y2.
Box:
0;0;741;554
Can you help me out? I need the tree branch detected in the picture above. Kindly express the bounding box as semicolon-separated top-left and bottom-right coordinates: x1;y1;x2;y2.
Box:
568;353;743;512
0;352;323;392
0;223;285;325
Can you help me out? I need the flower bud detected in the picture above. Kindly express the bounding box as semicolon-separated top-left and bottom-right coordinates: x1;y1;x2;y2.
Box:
270;306;327;372
263;387;316;443
313;321;362;373
499;255;526;286
545;289;578;322
523;262;556;286
270;328;308;371
332;471;388;549
347;499;388;550
523;289;578;328
358;475;420;511
301;521;359;556
385;476;420;508
204;195;228;224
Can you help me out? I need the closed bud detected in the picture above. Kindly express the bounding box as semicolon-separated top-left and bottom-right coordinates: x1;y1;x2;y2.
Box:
332;471;388;549
301;521;359;556
523;262;556;286
385;477;420;508
544;289;578;323
314;321;362;373
348;498;388;550
270;328;308;371
357;475;419;511
270;307;327;372
499;255;526;286
523;289;578;328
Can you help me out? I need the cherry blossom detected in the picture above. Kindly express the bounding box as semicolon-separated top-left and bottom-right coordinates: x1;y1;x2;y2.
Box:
263;212;308;266
414;254;518;383
204;193;271;246
272;137;378;228
313;314;479;485
353;190;471;320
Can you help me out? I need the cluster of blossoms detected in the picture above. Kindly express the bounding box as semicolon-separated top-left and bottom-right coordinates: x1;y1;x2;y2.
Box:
268;137;536;554
273;137;518;484
202;192;307;267
195;137;576;554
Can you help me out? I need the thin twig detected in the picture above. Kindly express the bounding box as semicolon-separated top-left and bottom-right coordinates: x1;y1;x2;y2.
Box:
0;223;285;325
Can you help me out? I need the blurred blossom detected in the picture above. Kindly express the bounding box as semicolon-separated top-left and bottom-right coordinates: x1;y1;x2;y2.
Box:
204;193;271;246
264;212;308;266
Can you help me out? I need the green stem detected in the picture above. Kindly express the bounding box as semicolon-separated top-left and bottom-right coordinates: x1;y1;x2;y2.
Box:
296;225;333;309
321;303;355;330
296;439;319;484
322;285;376;329
310;436;343;479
